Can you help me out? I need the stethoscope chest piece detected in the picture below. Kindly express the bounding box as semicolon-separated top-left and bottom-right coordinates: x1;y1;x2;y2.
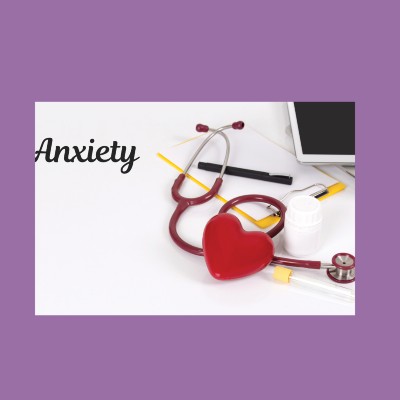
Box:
327;253;355;284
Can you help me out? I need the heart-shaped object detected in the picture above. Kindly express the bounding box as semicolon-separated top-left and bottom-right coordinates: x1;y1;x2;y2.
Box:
202;214;274;280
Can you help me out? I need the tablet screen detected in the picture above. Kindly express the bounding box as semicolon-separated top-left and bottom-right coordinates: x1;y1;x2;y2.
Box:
294;102;355;155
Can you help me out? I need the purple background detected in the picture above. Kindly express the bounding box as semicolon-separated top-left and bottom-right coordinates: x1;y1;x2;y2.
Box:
1;1;396;398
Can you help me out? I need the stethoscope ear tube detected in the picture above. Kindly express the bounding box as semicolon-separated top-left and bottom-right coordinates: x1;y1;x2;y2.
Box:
169;122;242;257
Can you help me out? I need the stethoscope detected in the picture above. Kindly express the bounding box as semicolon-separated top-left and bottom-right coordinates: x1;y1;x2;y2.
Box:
169;122;355;284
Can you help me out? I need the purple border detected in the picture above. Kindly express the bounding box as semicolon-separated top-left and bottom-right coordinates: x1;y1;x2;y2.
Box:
2;1;395;398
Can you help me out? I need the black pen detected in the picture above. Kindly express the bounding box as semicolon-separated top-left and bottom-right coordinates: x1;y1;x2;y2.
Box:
198;162;293;185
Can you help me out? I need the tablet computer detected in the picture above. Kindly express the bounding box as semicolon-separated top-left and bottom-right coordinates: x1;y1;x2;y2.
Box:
287;102;355;165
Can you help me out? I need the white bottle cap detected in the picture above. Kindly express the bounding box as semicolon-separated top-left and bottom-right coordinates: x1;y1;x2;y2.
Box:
284;195;323;257
286;195;322;227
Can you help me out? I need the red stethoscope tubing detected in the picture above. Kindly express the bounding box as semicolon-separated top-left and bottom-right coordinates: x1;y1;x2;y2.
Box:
169;181;322;270
218;194;322;269
169;173;222;256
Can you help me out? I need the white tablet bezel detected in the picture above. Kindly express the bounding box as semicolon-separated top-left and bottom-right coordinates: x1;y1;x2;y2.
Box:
287;102;355;165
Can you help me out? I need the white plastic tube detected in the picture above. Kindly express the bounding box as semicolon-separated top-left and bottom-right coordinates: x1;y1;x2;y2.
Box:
273;266;355;303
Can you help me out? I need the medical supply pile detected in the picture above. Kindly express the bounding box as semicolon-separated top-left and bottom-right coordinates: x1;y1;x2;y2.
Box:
164;122;355;301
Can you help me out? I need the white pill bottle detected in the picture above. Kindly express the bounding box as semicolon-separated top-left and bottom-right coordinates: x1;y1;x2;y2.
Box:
284;195;323;257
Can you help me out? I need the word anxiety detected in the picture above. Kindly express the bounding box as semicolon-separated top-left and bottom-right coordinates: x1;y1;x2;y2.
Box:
35;138;140;174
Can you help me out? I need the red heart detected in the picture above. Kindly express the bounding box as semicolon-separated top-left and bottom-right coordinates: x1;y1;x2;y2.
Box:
202;214;274;280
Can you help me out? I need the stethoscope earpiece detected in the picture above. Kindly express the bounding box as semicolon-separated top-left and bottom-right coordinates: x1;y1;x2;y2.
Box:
196;124;209;133
232;121;245;130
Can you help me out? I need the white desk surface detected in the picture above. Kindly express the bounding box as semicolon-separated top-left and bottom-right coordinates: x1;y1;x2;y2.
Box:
35;103;355;315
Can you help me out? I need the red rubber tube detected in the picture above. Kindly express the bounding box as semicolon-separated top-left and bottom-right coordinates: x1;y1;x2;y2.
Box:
169;174;222;256
170;179;322;269
219;194;321;269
